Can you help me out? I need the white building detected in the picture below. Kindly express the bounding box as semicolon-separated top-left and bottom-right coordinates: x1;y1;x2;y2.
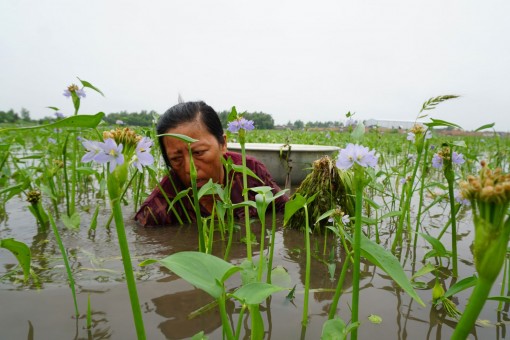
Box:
363;119;423;130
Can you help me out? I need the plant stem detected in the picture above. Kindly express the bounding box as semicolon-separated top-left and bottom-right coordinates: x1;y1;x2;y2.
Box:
328;252;352;319
351;170;364;340
302;204;311;326
447;176;458;277
241;142;252;261
218;291;235;340
48;214;79;317
267;201;276;284
451;276;494;339
111;198;146;339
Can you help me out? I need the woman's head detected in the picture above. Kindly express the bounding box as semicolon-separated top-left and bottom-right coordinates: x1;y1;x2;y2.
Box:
157;101;227;187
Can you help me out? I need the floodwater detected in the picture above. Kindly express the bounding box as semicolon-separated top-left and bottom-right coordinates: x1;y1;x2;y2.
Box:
1;194;509;339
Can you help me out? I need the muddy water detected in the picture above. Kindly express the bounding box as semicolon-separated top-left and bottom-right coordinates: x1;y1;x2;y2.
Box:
1;196;508;339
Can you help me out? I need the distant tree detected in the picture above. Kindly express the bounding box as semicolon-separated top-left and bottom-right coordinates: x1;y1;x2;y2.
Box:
0;109;20;123
218;110;275;129
103;110;159;127
293;120;304;129
21;108;31;122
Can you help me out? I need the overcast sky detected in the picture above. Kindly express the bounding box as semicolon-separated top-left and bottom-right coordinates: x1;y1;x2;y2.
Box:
1;0;509;131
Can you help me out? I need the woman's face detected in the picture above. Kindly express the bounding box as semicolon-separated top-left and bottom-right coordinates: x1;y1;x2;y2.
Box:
162;120;227;188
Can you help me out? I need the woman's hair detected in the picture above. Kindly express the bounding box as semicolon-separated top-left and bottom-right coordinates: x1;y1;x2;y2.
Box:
157;101;224;168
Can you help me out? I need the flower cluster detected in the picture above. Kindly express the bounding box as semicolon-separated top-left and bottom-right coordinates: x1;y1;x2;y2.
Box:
459;162;510;206
406;124;432;143
26;190;42;204
336;143;378;170
81;128;154;173
431;146;465;169
227;117;255;133
63;84;86;98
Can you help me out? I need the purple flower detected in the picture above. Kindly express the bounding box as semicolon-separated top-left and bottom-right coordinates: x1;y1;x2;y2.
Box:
452;152;465;165
325;132;331;139
345;118;357;127
336;143;378;170
55;112;65;119
116;120;124;125
227;118;255;133
455;190;471;206
342;215;350;225
76;89;86;98
400;178;407;184
81;138;104;163
132;137;154;172
432;154;443;168
407;132;415;143
94;138;124;172
425;130;432;140
48;137;57;144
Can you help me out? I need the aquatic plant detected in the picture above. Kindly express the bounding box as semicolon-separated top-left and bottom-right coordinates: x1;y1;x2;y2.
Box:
452;162;510;338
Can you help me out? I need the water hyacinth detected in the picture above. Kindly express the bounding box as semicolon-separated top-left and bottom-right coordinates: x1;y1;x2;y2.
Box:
55;111;65;119
81;128;154;173
63;84;86;98
336;143;378;170
95;139;124;173
227;117;255;133
432;147;465;169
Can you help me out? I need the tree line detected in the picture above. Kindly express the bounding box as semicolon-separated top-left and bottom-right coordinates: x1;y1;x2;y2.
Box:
1;108;345;130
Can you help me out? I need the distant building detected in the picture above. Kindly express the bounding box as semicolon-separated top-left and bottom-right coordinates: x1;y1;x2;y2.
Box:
364;119;422;130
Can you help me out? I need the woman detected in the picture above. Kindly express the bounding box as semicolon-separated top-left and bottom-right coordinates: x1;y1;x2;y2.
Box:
135;101;288;226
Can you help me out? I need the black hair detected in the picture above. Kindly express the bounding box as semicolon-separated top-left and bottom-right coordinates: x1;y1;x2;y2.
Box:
157;101;224;168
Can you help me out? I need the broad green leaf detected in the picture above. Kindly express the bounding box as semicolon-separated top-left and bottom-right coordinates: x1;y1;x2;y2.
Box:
190;331;208;340
419;232;450;258
360;234;425;306
156;251;241;299
411;263;436;281
444;275;478;298
284;194;306;225
0;112;105;132
270;265;292;288
197;179;223;200
451;140;467;148
315;209;336;225
228;106;238;122
231;163;263;183
474;123;495;132
424;118;462;130
233;282;285;305
78;77;105;96
351;121;365;143
321;318;360;340
62;212;81;229
157;133;198;143
0;238;31;281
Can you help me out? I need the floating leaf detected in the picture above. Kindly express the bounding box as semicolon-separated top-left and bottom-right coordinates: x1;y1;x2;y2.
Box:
233;282;285;305
368;314;382;324
62;212;81;229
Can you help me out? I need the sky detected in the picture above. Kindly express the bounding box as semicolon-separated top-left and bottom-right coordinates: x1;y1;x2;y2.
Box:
1;0;509;131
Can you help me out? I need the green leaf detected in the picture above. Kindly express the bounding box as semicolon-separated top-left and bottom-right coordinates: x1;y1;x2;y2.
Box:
360;234;425;306
321;318;360;340
0;112;105;133
378;210;402;221
424;118;462;130
190;331;208;340
62;212;81;229
368;314;382;324
419;232;450;258
156;251;241;299
444;275;478;298
474;123;495;132
0;238;31;281
78;78;105;96
157;133;198;143
411;263;436;281
451;140;467;148
228;106;238;122
233;282;285;305
46;106;60;111
487;296;510;302
351;121;365;143
284;194;306;225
